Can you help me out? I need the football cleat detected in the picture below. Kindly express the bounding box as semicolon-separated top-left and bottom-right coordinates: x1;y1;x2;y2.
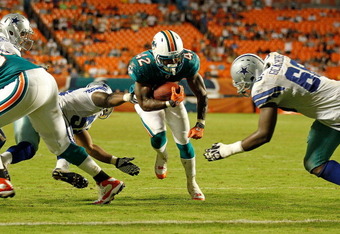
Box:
93;177;125;205
187;181;205;201
155;154;167;179
115;157;140;176
52;168;89;189
0;178;15;198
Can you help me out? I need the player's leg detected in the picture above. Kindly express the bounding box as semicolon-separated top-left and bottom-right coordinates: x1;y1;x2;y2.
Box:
165;103;205;200
0;73;37;198
24;69;124;203
0;117;39;168
135;104;168;179
304;120;340;185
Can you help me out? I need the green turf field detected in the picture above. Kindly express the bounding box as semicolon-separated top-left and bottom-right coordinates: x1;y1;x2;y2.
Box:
0;112;339;233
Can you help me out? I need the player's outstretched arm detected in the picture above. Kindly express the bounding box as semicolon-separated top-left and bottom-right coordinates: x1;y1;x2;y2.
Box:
91;91;130;108
204;105;278;161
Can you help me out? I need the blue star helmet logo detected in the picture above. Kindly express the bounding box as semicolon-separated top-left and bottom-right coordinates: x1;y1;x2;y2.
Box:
11;17;21;25
238;66;250;76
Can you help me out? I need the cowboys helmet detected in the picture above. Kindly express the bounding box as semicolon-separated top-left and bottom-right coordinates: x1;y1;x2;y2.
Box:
0;13;34;51
152;30;184;76
230;53;264;96
86;81;114;119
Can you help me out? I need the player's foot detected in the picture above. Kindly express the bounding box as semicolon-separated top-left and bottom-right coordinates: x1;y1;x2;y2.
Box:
52;168;89;189
0;178;15;198
155;154;167;179
187;181;205;201
93;178;125;205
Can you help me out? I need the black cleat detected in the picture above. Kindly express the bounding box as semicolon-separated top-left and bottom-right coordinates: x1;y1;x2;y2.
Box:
52;169;89;189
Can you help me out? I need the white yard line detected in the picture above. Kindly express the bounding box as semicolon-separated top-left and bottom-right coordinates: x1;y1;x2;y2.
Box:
0;219;339;226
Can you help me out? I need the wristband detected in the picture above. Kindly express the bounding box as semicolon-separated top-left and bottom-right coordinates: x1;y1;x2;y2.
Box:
229;141;244;154
197;119;205;126
165;100;176;107
123;93;131;102
195;122;205;129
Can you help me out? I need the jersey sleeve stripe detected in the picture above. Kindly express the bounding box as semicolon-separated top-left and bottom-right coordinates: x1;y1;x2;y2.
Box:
252;86;285;107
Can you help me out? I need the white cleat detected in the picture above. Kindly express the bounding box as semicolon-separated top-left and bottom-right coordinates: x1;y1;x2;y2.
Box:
187;181;205;201
93;177;125;205
155;154;167;179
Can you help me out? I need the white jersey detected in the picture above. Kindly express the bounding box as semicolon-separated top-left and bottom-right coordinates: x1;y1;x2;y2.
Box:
58;84;111;133
0;33;21;56
252;52;340;131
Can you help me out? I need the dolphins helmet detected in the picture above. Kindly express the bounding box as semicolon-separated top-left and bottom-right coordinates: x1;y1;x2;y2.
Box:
152;30;184;76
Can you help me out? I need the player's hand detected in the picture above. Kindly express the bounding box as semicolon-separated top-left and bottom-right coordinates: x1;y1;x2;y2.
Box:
204;141;244;161
188;122;204;139
169;85;185;107
203;143;226;161
115;157;140;176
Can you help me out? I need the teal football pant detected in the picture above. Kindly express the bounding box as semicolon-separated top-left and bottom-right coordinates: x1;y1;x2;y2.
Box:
135;102;195;159
304;120;340;172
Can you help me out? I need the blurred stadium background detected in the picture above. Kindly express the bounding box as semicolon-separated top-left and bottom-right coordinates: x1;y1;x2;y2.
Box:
4;0;340;112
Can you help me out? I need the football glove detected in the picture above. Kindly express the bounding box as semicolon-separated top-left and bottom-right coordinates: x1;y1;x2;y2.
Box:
188;122;205;139
204;141;244;161
168;85;185;107
115;157;140;176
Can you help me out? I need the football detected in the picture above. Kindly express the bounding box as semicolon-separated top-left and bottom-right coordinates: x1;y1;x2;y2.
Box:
153;82;180;101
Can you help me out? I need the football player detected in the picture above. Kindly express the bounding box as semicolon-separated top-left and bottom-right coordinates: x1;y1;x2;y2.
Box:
128;30;208;200
0;81;140;188
204;52;340;186
0;13;124;204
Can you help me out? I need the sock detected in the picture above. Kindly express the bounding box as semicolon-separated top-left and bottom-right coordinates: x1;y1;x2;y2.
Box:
77;156;102;177
93;171;110;183
110;156;117;165
55;158;70;171
154;144;168;161
0;156;9;180
181;158;196;184
1;151;13;167
318;160;340;185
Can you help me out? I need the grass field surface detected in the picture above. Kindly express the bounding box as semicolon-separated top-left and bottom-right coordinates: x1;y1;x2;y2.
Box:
0;112;339;233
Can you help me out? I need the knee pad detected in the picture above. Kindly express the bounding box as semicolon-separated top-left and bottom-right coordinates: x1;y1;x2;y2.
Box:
58;143;88;166
177;142;195;159
151;131;167;149
8;141;36;164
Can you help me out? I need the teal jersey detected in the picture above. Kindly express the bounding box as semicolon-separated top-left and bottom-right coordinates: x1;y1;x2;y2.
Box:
128;49;200;92
0;53;40;88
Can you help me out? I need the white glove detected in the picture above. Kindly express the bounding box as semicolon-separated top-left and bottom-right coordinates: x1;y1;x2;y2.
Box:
204;141;244;161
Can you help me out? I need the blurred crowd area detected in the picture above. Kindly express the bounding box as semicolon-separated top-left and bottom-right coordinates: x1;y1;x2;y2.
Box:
1;0;340;89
